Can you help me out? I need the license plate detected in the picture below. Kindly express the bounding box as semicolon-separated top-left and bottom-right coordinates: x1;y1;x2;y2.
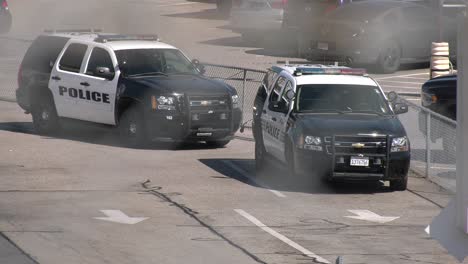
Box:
197;132;213;137
350;157;369;167
317;42;329;51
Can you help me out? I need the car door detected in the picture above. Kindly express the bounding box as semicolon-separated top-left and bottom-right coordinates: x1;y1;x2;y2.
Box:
262;75;287;159
272;80;294;162
80;46;119;125
399;6;438;60
49;42;89;120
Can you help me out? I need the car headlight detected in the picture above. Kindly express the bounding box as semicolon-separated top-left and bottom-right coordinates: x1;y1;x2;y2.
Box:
232;95;240;108
301;135;323;151
152;95;176;110
391;136;409;152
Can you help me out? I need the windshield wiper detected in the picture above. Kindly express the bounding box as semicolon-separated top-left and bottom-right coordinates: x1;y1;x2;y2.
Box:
127;72;169;77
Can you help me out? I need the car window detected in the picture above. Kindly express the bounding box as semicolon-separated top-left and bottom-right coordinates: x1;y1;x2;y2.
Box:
86;47;115;76
59;43;88;73
22;36;70;73
281;81;294;107
263;70;276;91
270;76;286;102
163;49;197;74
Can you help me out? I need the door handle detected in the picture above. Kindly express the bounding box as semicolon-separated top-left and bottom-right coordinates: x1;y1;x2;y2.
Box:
272;117;277;122
51;76;61;81
80;82;90;87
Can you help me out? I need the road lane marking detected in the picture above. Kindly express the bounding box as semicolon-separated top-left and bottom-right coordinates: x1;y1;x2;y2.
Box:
345;210;399;224
378;80;425;85
94;210;148;225
222;160;286;198
234;209;330;264
376;72;429;80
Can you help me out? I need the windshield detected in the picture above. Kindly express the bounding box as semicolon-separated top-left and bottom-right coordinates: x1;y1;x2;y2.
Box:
115;48;199;76
296;84;391;115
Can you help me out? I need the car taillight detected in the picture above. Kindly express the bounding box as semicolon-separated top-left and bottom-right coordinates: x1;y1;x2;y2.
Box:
271;0;287;9
2;0;8;8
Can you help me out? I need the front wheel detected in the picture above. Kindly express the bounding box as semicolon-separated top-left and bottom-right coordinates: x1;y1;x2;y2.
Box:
285;141;298;178
31;95;60;135
390;177;408;191
119;106;147;148
377;40;401;74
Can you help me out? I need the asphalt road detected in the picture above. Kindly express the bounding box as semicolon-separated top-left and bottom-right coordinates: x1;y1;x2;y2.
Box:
0;0;461;263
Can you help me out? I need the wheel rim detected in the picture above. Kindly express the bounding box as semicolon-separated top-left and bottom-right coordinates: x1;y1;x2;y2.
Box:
383;46;400;69
36;104;52;128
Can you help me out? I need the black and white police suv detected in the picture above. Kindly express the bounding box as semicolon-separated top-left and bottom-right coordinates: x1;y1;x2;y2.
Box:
252;65;411;190
16;30;242;147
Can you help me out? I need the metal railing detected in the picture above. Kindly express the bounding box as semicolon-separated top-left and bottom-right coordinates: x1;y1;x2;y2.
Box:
397;96;457;192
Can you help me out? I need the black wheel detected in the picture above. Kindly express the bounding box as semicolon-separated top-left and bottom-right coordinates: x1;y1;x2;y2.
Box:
216;0;232;16
206;140;230;148
31;94;60;135
377;40;401;74
119;106;147;148
285;141;298;178
255;140;266;175
390;177;408;191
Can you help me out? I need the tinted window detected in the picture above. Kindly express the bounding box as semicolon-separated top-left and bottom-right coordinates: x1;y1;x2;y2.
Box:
59;43;88;73
86;47;114;76
22;36;70;73
270;77;286;102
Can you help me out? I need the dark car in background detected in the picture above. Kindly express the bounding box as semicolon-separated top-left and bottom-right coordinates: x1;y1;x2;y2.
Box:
421;74;457;120
299;0;457;73
0;0;12;33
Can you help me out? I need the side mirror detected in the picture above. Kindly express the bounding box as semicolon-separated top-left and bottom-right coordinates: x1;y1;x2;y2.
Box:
387;91;398;102
268;101;288;113
285;90;295;101
192;59;206;75
95;67;115;80
393;103;408;115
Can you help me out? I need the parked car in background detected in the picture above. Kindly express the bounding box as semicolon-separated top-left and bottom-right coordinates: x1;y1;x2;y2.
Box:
0;0;12;34
229;0;286;42
299;0;457;73
421;74;456;120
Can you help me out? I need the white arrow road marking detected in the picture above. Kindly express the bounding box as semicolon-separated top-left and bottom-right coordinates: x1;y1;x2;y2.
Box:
235;209;330;264
425;225;430;235
94;210;148;225
345;210;400;224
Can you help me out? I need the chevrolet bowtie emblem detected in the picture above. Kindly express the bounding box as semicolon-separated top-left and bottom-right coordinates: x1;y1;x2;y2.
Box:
201;101;210;106
352;143;366;148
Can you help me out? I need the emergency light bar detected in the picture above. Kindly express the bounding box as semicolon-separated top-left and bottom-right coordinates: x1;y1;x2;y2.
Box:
95;34;159;43
293;68;367;76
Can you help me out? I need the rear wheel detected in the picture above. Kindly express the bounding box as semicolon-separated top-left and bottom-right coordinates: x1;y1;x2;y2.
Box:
119;106;147;148
31;94;60;135
390;177;408;191
377;40;401;74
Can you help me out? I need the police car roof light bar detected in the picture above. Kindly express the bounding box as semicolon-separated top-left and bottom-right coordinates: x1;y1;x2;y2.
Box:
94;34;159;43
293;68;367;76
44;28;103;34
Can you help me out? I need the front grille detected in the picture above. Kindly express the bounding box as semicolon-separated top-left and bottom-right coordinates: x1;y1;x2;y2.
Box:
188;94;231;131
332;135;388;155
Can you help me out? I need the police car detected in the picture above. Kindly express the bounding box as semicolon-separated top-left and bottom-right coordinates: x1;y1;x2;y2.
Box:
16;30;242;147
252;65;411;190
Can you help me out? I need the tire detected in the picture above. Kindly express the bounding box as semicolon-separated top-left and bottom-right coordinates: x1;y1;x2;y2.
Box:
390;177;408;191
377;40;401;74
118;106;147;148
206;140;230;148
31;94;60;135
255;140;266;175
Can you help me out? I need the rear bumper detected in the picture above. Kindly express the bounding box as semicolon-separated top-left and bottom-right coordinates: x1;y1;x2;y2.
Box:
294;148;410;181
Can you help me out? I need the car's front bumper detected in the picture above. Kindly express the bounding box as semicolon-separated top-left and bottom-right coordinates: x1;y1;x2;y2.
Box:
144;108;242;143
294;148;410;181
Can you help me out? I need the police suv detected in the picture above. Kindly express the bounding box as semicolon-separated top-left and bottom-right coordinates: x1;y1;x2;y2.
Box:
16;30;241;147
252;65;411;190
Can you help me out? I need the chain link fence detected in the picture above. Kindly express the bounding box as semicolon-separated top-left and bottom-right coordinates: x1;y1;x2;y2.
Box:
397;96;457;192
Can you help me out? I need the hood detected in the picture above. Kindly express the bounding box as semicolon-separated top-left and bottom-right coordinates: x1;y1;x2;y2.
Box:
125;75;236;96
294;113;406;137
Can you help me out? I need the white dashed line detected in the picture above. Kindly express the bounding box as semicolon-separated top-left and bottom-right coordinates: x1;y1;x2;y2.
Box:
222;160;286;198
235;209;331;264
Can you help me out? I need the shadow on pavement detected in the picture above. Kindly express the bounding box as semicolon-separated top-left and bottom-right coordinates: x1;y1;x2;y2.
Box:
164;8;228;21
200;158;394;195
0;121;225;151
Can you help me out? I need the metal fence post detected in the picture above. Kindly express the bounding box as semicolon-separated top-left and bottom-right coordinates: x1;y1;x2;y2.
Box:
242;69;247;124
426;111;432;178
